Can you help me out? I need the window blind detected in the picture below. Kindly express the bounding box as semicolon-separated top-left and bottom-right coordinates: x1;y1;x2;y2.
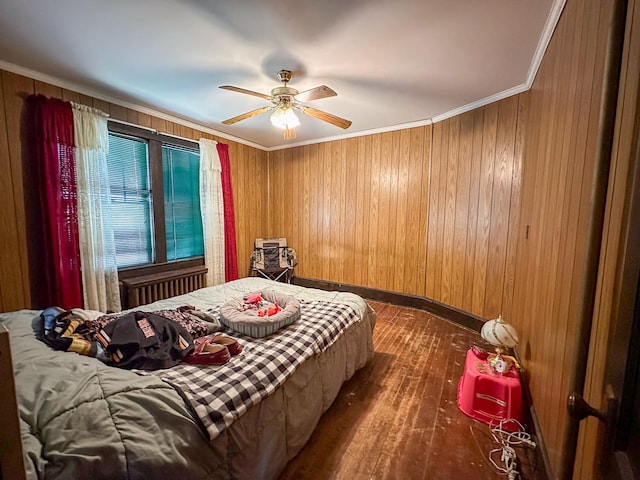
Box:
162;145;203;261
107;134;153;267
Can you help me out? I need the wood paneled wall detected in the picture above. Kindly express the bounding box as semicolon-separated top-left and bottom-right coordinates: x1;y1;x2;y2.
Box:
268;95;525;320
267;1;615;475
506;0;614;476
0;69;269;312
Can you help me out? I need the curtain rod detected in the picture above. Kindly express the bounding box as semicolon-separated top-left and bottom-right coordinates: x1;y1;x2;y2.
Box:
70;101;109;118
108;117;155;132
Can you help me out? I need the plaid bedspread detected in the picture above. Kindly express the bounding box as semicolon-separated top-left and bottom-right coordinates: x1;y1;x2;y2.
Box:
141;300;360;441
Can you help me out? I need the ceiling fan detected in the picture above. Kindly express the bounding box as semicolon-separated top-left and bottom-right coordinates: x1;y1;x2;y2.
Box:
219;70;352;139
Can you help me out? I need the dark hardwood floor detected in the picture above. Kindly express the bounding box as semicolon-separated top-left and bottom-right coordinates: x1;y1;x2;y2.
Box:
279;301;543;480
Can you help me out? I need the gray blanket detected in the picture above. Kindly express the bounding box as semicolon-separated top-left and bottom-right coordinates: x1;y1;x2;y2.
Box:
2;278;375;480
3;308;221;479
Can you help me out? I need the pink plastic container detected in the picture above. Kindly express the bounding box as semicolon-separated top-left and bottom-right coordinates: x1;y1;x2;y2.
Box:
457;348;522;428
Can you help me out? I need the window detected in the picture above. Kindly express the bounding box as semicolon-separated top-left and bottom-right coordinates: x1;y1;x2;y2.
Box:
106;123;203;269
108;134;153;267
162;145;203;261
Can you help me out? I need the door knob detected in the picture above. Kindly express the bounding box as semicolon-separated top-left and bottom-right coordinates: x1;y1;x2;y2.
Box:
567;387;619;477
567;392;607;421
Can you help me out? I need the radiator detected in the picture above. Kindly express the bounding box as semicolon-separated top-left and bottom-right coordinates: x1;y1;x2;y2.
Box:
120;266;208;309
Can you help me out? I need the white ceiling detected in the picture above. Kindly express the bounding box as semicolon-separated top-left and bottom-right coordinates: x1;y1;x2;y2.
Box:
0;0;561;150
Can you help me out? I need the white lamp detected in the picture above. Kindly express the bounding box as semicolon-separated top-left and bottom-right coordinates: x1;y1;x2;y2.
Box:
480;314;519;374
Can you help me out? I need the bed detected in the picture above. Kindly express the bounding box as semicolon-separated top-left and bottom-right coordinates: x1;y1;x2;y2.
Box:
1;277;376;480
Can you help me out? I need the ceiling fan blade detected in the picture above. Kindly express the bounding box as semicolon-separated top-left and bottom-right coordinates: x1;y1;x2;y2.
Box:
221;106;272;125
295;85;337;102
219;85;272;101
301;106;352;129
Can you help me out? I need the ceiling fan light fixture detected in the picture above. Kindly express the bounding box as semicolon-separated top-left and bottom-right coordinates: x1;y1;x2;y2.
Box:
270;105;300;130
220;69;351;136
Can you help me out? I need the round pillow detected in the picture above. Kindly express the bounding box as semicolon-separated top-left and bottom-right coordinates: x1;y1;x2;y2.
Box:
219;290;301;338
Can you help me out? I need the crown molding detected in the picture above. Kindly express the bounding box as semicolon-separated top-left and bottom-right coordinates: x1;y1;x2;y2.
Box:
266;118;435;151
0;59;268;151
526;0;566;88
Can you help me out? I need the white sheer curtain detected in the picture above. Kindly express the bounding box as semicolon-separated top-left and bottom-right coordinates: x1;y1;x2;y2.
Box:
199;138;226;286
72;103;121;312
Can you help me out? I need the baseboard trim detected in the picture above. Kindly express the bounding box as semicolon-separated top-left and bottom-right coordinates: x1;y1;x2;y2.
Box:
529;404;553;479
291;277;485;332
515;349;552;480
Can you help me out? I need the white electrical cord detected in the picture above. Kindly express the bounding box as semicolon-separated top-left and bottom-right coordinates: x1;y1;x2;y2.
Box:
488;419;536;480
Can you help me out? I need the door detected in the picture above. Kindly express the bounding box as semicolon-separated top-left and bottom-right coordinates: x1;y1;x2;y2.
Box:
599;0;640;474
573;0;640;477
600;148;640;478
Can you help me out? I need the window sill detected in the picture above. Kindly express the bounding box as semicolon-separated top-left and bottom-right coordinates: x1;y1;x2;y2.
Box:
118;257;205;281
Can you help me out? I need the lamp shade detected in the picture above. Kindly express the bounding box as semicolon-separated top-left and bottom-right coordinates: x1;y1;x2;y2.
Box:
480;315;518;349
270;106;300;129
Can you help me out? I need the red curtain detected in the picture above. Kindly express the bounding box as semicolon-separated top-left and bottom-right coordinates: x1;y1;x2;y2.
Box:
31;95;83;309
217;143;239;281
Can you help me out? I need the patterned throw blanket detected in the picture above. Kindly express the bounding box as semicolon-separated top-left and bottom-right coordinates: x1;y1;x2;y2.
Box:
140;300;360;441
